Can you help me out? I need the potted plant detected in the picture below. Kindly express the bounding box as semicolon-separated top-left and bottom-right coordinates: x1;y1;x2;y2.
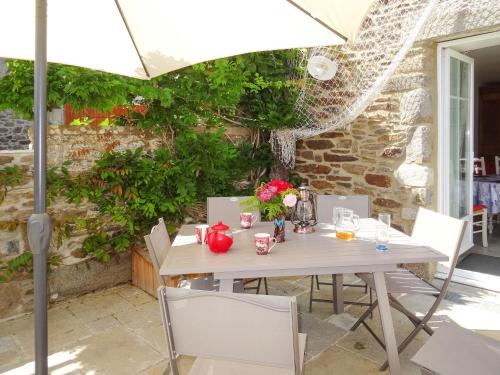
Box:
242;180;298;242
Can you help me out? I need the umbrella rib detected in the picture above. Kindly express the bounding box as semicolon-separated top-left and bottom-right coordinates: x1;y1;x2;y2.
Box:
114;0;151;79
284;0;348;42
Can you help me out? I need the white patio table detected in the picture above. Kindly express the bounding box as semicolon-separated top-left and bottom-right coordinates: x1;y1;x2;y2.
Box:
160;219;447;375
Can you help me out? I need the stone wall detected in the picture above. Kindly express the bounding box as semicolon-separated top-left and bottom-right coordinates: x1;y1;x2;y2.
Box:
295;41;436;236
0;124;250;319
0;110;32;151
0;59;32;150
0;125;162;319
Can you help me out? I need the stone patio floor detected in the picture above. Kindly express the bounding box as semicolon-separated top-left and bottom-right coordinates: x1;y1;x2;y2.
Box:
2;275;500;374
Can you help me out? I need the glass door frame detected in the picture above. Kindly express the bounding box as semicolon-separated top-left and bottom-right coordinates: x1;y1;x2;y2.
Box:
438;47;474;253
436;33;500;290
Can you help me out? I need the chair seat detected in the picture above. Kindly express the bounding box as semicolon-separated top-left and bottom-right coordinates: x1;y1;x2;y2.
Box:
179;276;244;293
411;324;500;375
187;333;306;375
357;269;440;295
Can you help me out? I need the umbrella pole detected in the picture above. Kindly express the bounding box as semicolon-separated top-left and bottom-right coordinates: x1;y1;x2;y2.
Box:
27;0;51;374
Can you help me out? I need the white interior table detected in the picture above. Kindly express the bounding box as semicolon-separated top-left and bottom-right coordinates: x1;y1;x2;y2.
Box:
160;219;447;375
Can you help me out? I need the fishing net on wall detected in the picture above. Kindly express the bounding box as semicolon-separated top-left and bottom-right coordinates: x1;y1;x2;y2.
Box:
271;0;439;168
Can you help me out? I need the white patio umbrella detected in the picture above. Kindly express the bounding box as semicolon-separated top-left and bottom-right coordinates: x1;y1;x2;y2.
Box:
0;1;374;374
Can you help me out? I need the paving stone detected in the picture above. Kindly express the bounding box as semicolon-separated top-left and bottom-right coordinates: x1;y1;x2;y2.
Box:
59;326;162;374
0;335;23;369
85;314;122;334
66;292;134;323
265;277;310;297
298;312;347;359
304;345;382;375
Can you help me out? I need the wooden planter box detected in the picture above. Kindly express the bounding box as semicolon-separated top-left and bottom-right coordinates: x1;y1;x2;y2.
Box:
131;247;159;297
132;246;183;297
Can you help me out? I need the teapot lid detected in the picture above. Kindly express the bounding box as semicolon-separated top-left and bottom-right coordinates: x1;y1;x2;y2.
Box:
211;221;229;231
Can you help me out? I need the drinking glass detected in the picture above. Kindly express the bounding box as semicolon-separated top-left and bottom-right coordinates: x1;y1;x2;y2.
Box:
332;207;344;230
376;213;391;252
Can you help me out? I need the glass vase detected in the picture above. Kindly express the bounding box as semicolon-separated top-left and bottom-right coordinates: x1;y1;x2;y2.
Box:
273;216;286;243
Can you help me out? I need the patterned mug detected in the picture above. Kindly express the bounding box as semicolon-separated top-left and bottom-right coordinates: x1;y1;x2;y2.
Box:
195;224;209;244
240;212;257;229
254;233;277;255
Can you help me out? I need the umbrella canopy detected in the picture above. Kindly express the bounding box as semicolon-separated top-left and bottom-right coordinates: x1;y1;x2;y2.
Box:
0;1;375;374
0;0;375;79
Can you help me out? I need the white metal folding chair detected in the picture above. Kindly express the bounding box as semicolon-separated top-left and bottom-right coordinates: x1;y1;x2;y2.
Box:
158;287;306;375
411;323;500;375
207;196;260;227
351;208;467;371
144;218;243;292
309;195;372;313
495;156;500;175
474;157;486;176
472;204;488;247
207;196;267;294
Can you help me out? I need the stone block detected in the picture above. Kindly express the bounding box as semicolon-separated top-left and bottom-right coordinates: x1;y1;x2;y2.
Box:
406;125;432;163
400;88;432;124
0;278;34;319
324;153;358;162
310;180;334;190
412;187;432;206
342;164;367;175
365;174;391;188
381;147;404;158
395;163;433;187
373;198;401;209
384;74;428;93
319;131;344;139
295;164;332;174
337;139;352;148
49;251;131;300
326;175;352;182
0;156;14;165
401;207;418;220
304;139;333;150
301;150;314;160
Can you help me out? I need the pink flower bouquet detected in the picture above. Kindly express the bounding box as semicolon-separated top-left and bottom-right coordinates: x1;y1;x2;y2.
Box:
242;179;299;222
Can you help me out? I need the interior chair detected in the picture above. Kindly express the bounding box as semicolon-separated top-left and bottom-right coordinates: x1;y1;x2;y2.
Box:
495;156;500;175
309;194;372;313
474;156;486;176
158;287;306;375
472;204;488;247
144;218;243;292
350;208;467;371
411;323;500;375
207;196;268;295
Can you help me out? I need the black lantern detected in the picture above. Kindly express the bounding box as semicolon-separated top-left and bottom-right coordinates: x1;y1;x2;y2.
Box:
291;183;317;233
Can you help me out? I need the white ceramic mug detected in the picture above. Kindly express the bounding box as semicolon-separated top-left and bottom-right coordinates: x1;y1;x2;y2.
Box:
240;212;257;229
195;224;209;244
254;233;277;255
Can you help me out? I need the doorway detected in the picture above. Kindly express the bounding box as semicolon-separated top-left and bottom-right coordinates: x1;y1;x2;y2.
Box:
437;31;500;291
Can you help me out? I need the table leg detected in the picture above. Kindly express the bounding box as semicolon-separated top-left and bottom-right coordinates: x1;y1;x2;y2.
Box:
373;271;401;375
219;278;235;292
333;274;344;314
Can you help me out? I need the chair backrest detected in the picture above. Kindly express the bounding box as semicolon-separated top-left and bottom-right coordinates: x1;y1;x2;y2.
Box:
144;218;171;287
158;287;300;374
207;196;259;226
495;156;500;175
474;157;486;176
316;195;370;222
411;208;467;279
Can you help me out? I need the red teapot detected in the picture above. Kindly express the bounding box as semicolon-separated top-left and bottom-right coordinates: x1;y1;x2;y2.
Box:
206;221;233;253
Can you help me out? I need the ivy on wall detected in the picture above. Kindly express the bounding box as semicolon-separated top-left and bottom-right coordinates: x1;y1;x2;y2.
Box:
0;50;304;264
